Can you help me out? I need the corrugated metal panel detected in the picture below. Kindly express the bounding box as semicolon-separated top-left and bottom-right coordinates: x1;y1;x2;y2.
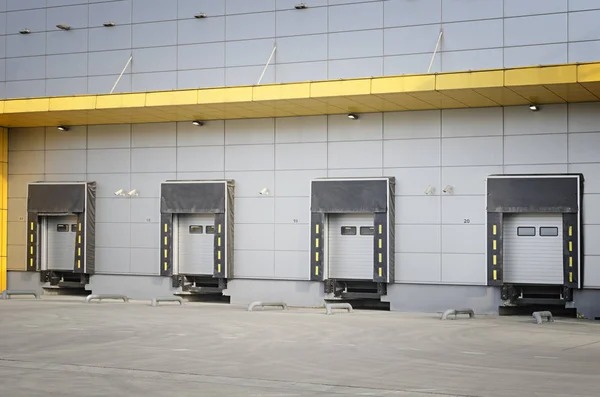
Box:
178;214;214;275
47;215;77;271
503;213;563;285
328;213;373;280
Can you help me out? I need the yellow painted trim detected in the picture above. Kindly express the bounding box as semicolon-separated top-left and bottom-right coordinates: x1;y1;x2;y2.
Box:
493;270;497;280
0;62;600;128
493;240;497;250
378;267;382;277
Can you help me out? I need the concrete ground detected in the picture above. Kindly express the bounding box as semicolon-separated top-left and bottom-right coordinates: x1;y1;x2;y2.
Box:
1;298;599;397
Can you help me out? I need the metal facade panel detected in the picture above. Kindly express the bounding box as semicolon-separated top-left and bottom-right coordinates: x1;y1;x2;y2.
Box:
46;215;78;271
504;44;568;69
505;14;567;47
328;213;374;280
178;213;214;275
503;213;564;285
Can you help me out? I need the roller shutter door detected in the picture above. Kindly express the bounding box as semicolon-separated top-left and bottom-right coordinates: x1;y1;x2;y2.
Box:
503;213;563;285
178;214;214;275
47;215;78;271
328;213;373;280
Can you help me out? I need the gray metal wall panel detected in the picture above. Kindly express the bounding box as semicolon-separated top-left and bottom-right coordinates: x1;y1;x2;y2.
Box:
177;146;225;172
570;164;600;193
224;171;274;198
383;110;441;140
396;253;441;283
8;151;45;174
441;166;501;196
7;0;45;11
6;57;45;80
235;198;274;224
132;47;177;73
177;120;224;146
46;77;88;97
504;134;568;165
570;9;600;41
178;0;225;18
388;167;441;196
397;224;441;253
384;53;440;75
226;12;275;41
46;53;88;79
178;69;225;89
442;19;503;51
87;173;130;198
396;196;440;224
384;25;442;56
442;196;485;225
328;141;382;169
131;123;176;148
275;197;309;224
442;137;503;167
133;21;177;48
132;148;176;173
88;50;132;76
276;8;327;36
225;118;274;145
234;250;274;278
178;17;225;45
9;127;45;151
329;30;383;60
132;0;176;23
6;33;45;57
384;0;441;28
95;247;130;273
442;108;503;138
442;225;485;254
87;149;130;173
226;39;272;68
569;0;600;11
569;133;600;163
584;225;600;255
46;30;88;55
328;2;382;32
328;57;383;79
504;104;567;135
89;0;131;26
504;0;566;17
95;198;130;223
87;124;131;149
275;61;326;82
383;139;441;168
89;26;132;52
227;0;274;14
569;40;600;63
130;198;160;223
505;14;568;47
46;4;88;30
96;222;130;248
7;8;46;32
276;143;326;170
133;71;177;91
275;170;324;197
442;253;486;284
226;144;274;171
225;65;274;86
328;113;382;141
504;44;567;68
275;35;327;64
441;0;503;22
45;126;86;150
274;250;308;280
275;116;327;143
441;49;503;72
130;223;157;249
130;248;159;275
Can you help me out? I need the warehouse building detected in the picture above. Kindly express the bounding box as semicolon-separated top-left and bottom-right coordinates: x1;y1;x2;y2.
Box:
1;0;599;317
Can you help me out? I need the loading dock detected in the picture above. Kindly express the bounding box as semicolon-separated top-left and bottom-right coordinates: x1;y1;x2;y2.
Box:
160;180;234;295
26;182;96;290
486;174;583;307
310;178;395;300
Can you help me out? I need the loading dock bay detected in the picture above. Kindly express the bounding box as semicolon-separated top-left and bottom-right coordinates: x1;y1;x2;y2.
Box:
1;298;599;397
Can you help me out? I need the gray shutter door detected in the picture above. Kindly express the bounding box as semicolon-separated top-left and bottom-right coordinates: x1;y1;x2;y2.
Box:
503;213;563;285
47;215;78;271
178;214;214;276
328;213;374;280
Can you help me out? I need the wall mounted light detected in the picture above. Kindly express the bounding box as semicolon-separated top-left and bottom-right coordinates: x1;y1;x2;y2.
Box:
424;185;435;195
192;120;204;126
127;189;139;197
295;3;308;9
56;24;71;31
347;113;359;120
194;13;207;19
57;125;70;131
103;22;116;27
442;185;454;195
529;104;539;111
19;29;31;34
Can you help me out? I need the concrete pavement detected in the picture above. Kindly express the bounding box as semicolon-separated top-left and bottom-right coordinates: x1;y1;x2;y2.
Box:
1;297;599;396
